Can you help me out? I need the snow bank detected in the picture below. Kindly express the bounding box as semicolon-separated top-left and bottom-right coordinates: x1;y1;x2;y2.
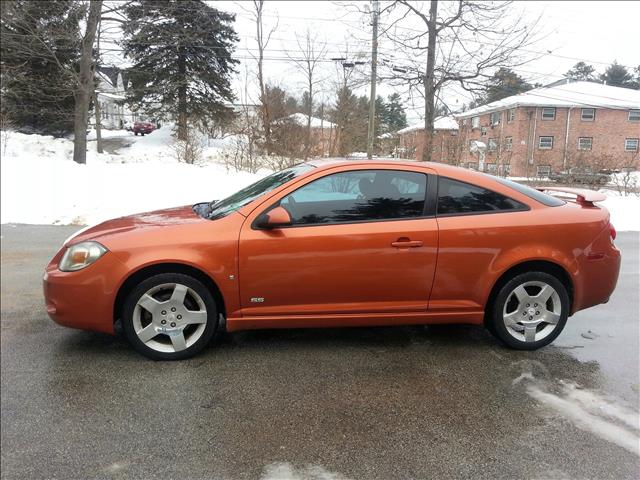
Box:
1;129;639;231
598;191;640;232
0;129;267;225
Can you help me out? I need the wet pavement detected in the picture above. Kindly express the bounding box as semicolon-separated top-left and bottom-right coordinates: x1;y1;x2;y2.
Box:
1;225;639;480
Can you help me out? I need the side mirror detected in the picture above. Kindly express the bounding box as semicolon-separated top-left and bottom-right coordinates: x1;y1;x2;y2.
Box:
256;206;292;229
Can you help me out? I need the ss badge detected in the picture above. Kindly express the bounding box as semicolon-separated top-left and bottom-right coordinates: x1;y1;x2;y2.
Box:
250;297;265;303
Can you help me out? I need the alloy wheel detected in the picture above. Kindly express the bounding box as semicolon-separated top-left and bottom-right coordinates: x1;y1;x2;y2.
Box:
132;282;208;353
502;280;562;343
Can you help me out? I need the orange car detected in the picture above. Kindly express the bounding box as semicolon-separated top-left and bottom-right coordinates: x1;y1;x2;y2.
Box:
43;160;620;360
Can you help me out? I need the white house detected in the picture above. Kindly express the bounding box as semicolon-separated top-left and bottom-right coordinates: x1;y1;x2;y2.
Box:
94;67;138;130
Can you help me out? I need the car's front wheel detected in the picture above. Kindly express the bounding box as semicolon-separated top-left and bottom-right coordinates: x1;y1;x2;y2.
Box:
487;272;569;350
122;273;218;360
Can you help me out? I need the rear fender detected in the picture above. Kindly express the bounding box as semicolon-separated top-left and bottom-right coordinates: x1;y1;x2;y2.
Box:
486;245;579;308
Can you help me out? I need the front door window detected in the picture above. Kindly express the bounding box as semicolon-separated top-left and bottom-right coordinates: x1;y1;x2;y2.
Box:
281;170;428;225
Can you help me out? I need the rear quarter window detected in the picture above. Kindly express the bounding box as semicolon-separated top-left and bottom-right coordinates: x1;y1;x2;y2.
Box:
494;177;566;207
437;177;527;215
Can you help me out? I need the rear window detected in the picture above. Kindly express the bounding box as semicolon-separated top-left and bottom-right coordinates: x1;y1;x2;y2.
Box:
495;177;566;206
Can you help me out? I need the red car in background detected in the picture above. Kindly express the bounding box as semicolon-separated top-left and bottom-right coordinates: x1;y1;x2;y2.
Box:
133;121;155;136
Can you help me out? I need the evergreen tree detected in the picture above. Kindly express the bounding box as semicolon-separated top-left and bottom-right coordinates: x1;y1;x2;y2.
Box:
301;91;312;117
565;62;596;81
384;93;408;132
329;86;367;156
482;68;532;104
0;0;82;136
263;85;297;121
122;0;239;139
599;61;637;89
374;95;388;138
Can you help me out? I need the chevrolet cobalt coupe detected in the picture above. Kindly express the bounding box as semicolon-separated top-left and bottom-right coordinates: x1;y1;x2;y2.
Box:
44;160;620;360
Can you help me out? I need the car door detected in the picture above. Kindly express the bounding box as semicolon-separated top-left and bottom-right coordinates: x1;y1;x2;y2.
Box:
237;165;439;320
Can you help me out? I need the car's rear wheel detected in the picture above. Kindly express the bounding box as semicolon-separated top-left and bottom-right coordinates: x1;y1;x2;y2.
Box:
487;272;569;350
122;273;217;360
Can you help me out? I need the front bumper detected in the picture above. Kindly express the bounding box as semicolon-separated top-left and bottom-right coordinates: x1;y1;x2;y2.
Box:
43;251;129;334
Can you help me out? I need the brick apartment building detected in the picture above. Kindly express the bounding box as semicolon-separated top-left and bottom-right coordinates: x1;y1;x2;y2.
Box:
397;116;459;162
456;80;640;177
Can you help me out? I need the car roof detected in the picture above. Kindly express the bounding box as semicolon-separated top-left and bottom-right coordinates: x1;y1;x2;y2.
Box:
305;158;492;182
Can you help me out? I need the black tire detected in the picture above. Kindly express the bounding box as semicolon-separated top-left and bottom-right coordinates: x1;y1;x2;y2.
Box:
141;132;145;136
122;273;218;360
134;131;138;136
487;271;569;350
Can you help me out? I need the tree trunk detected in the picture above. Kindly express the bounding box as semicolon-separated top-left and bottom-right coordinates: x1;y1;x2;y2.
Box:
177;49;188;141
305;78;312;160
73;0;102;164
94;90;103;153
255;1;271;154
94;14;103;154
421;0;437;162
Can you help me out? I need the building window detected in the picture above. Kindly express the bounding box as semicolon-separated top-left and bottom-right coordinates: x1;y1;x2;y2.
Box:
541;107;556;120
537;165;552;177
505;137;513;151
625;138;639;152
581;108;595;121
461;118;467;126
488;138;497;151
508;109;516;123
629;110;640;121
538;136;554;149
471;116;480;128
481;127;487;136
490;111;501;125
486;163;497;174
578;137;593;150
468;162;479;170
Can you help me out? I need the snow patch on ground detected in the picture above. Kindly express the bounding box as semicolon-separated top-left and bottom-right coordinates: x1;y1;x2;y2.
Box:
0;129;267;225
527;381;640;456
260;463;352;480
512;361;640;457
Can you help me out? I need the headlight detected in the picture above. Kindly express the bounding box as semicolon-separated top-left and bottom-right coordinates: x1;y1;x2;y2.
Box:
59;241;108;272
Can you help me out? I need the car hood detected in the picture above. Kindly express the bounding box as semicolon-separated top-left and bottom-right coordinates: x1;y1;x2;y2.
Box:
66;205;204;245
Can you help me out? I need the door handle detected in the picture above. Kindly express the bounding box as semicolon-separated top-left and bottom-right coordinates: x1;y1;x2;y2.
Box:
391;240;423;248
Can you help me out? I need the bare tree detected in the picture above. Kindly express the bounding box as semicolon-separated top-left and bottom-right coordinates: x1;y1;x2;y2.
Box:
240;0;279;155
286;29;327;159
378;0;541;161
72;0;102;164
91;2;129;154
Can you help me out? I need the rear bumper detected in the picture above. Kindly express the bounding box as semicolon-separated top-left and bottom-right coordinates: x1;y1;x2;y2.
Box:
572;245;621;313
43;252;129;334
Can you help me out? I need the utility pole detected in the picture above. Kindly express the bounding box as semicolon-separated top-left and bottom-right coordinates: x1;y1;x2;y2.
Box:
366;0;379;160
421;0;437;162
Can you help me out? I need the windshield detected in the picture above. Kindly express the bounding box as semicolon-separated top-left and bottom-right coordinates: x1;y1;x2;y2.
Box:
494;177;566;207
206;164;315;219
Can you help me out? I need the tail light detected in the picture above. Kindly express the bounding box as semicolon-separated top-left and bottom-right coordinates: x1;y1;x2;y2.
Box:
609;223;617;241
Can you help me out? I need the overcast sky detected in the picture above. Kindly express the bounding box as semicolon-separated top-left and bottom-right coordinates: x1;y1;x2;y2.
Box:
105;1;640;123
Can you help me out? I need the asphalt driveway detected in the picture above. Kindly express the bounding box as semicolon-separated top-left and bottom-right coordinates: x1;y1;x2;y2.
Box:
1;225;638;479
